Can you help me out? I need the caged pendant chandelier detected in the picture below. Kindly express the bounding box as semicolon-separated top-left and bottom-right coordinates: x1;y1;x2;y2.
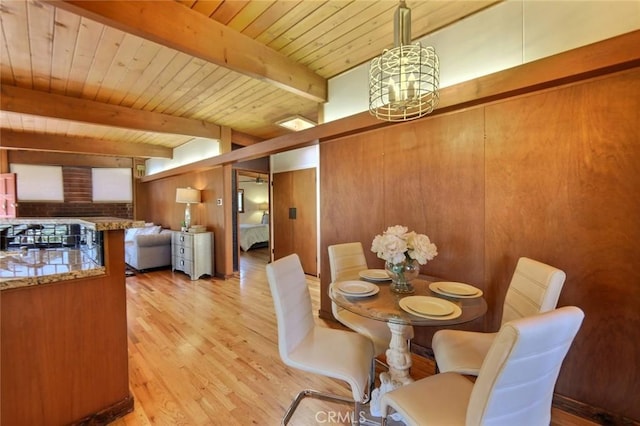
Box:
369;0;440;122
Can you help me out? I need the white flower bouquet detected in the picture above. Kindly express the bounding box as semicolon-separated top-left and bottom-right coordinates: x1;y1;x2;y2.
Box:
371;225;438;265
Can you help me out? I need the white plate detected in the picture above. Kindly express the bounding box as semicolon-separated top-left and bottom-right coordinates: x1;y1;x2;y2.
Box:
400;296;455;316
430;281;482;298
334;281;380;297
399;297;462;320
359;269;391;281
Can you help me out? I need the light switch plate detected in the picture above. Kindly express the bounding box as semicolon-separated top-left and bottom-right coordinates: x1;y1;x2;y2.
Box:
216;198;223;206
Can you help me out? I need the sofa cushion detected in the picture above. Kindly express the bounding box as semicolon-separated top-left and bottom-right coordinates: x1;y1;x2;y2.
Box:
125;225;161;242
135;230;172;247
139;225;162;235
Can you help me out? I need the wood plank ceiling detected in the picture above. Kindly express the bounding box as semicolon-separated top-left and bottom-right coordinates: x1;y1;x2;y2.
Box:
0;0;501;158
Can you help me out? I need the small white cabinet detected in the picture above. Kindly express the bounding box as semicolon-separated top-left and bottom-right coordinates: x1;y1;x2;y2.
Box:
171;231;213;280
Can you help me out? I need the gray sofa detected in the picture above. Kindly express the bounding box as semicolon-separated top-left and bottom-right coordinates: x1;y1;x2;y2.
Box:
124;226;172;271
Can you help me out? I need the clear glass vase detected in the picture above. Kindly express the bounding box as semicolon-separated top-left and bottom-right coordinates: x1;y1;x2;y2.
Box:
385;259;420;294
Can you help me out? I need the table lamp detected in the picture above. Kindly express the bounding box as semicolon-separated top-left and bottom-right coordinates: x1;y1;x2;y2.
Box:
258;202;269;220
176;187;201;229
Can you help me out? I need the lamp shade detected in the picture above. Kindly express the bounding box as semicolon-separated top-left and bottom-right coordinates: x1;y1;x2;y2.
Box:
176;187;201;204
258;202;269;211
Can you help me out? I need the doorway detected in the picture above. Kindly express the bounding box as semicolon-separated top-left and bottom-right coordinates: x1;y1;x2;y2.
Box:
235;170;270;272
0;173;17;218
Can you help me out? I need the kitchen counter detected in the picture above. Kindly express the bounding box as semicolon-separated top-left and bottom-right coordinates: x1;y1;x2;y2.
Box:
1;217;134;425
0;216;143;231
0;248;106;289
0;217;143;290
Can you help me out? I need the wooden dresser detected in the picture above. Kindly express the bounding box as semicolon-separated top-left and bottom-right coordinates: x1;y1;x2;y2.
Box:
171;231;213;280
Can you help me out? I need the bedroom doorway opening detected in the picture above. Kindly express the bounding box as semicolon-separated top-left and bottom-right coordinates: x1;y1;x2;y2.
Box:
235;169;270;272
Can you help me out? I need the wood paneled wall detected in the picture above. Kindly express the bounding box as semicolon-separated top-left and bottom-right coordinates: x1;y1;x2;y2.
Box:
319;68;640;421
136;166;231;277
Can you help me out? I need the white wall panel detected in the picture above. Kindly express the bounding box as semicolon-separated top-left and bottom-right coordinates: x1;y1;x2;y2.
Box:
523;1;640;62
146;137;220;175
429;0;524;88
92;168;132;202
10;164;64;201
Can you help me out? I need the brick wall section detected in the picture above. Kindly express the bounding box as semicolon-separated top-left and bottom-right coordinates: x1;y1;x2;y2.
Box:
63;167;92;203
18;202;133;218
17;166;133;219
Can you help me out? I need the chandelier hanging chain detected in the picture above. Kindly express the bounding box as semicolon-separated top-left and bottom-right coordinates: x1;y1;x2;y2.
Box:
369;0;440;122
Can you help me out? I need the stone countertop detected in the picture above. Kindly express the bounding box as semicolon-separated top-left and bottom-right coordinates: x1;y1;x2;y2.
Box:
0;217;144;231
0;248;106;290
0;217;141;290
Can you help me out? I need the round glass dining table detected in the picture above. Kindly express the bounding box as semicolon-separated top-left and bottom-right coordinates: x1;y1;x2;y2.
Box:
331;277;487;327
330;276;487;417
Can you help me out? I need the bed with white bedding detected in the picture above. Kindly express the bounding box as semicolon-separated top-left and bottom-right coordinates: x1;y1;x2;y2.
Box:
239;223;269;251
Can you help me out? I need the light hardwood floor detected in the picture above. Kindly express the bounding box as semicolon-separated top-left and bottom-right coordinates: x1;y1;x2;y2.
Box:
111;248;596;426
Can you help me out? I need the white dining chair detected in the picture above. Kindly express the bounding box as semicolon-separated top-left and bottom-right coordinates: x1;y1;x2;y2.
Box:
381;306;585;426
432;257;566;376
329;242;410;358
266;253;375;425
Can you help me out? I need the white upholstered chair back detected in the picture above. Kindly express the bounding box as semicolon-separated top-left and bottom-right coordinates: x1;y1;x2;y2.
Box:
467;306;584;426
501;257;566;326
328;242;369;319
327;242;397;357
266;253;315;361
328;242;369;282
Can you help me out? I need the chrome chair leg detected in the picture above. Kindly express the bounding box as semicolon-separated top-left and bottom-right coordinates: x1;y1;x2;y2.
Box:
368;358;378;401
380;405;390;426
281;359;375;424
282;389;355;425
374;357;389;369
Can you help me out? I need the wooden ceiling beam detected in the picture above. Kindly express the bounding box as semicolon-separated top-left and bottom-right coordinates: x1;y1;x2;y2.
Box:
1;85;221;139
7;150;134;168
49;0;327;103
1;130;173;159
231;130;264;147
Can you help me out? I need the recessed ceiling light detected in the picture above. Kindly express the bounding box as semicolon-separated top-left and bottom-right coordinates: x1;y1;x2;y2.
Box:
276;115;316;131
